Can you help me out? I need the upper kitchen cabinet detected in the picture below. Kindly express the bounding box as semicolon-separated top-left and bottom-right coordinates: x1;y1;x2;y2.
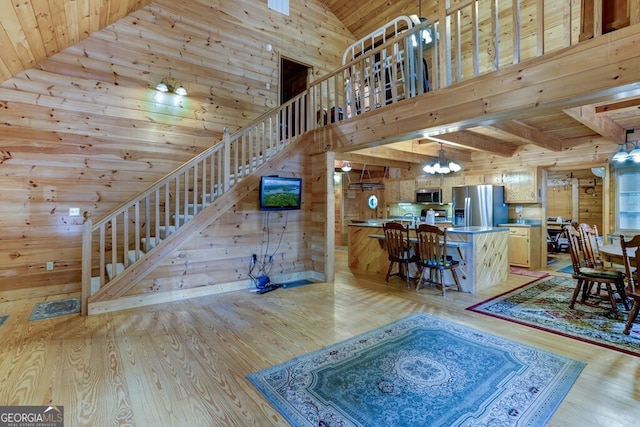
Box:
502;168;542;203
441;175;464;204
463;172;487;186
385;178;416;204
415;176;441;189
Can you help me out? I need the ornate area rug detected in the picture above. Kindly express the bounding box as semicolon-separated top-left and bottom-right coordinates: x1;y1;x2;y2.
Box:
29;297;80;321
248;313;585;426
468;275;640;357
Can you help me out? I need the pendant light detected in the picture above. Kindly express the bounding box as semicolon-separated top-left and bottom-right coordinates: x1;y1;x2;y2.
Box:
423;144;462;174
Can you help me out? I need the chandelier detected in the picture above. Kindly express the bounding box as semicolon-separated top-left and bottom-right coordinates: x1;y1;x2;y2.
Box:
423;144;462;174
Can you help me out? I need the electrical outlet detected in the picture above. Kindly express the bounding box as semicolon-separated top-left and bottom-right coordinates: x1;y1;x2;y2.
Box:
69;207;80;216
46;261;54;271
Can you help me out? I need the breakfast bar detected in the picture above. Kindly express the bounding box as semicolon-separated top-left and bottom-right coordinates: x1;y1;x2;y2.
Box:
348;222;509;293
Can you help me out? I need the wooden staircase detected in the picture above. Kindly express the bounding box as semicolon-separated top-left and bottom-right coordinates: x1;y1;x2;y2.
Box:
81;3;599;314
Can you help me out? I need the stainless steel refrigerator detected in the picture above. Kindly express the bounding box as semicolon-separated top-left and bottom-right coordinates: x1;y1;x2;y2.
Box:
452;185;508;227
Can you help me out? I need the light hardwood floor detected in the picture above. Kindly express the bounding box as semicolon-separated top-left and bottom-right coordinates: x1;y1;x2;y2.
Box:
0;250;638;426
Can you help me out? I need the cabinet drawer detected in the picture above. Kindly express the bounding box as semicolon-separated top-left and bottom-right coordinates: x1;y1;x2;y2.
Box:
508;227;528;237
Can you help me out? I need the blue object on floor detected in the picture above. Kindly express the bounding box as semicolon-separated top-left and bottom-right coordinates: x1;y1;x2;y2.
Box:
0;315;8;329
558;265;574;274
281;279;314;289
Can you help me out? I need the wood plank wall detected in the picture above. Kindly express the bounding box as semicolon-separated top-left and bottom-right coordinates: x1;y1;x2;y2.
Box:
455;140;614;232
0;0;354;300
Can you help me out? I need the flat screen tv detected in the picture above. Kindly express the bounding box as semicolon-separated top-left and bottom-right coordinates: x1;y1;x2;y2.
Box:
259;176;302;211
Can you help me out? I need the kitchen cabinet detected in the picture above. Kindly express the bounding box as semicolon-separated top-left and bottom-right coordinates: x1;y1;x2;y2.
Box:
501;225;542;269
441;175;463;203
463;172;486;186
416;176;440;189
503;168;541;203
385;178;415;203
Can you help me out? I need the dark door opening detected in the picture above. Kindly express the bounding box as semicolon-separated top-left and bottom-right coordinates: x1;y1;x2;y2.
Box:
280;57;311;137
280;57;310;103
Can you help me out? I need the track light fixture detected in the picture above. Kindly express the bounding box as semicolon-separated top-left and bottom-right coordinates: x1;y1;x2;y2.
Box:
155;77;188;96
611;141;640;163
423;144;462;175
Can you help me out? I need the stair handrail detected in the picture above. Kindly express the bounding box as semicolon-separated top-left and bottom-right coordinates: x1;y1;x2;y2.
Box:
82;1;608;313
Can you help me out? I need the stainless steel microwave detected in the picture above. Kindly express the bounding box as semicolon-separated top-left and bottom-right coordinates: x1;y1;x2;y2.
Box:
415;188;442;204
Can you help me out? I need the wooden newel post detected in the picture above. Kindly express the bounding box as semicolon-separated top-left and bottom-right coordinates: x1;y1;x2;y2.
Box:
223;127;231;193
81;218;93;316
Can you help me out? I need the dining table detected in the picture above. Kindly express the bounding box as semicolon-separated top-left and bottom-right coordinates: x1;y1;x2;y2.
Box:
599;242;635;266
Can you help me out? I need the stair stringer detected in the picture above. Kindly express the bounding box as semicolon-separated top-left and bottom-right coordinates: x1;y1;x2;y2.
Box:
86;135;309;315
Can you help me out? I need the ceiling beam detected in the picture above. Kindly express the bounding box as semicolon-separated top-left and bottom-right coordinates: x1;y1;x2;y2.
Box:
488;120;563;152
422;131;516;157
594;97;640;114
336;152;415;169
395;139;473;161
564;105;626;144
350;146;433;164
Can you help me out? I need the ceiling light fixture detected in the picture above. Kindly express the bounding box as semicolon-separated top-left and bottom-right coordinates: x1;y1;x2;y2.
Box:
341;161;352;172
612;141;640;163
423;144;462;175
410;0;434;47
155;77;188;96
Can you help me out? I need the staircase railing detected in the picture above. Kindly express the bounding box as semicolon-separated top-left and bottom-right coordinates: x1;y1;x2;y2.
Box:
81;1;621;314
80;93;310;313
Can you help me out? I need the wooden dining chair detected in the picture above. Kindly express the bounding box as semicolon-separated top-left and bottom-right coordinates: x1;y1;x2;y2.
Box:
564;225;628;318
578;224;604;268
578;223;610;296
414;224;462;295
620;236;640;335
383;221;419;288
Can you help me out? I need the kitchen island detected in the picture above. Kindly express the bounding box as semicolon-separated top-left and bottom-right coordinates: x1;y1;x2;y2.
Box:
348;222;509;293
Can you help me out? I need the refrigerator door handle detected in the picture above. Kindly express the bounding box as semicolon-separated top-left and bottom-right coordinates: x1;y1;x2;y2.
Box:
464;197;471;227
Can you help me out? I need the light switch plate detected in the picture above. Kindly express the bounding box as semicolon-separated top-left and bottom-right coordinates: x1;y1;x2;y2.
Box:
69;207;80;216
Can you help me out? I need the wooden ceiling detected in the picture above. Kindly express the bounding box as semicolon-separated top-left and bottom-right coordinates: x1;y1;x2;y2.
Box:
0;0;637;170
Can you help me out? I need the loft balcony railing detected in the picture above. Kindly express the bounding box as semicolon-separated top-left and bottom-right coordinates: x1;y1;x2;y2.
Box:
81;0;633;314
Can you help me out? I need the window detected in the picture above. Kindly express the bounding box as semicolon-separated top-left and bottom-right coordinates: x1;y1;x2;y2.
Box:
616;166;640;232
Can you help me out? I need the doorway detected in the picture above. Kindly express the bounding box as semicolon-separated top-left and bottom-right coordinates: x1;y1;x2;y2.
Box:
543;167;607;270
280;57;310;103
280;57;311;137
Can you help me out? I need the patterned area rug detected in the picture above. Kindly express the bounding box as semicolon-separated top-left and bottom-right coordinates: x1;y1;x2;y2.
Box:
0;315;7;329
468;275;640;357
248;313;585;426
29;297;80;321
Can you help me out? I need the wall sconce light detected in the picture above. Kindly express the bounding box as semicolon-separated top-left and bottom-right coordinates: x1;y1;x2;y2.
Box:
156;77;188;96
341;161;352;172
612;141;640;163
423;144;462;174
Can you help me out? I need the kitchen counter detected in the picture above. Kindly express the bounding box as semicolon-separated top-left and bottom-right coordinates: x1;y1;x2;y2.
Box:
349;219;452;228
449;226;510;233
497;223;541;228
347;224;508;293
